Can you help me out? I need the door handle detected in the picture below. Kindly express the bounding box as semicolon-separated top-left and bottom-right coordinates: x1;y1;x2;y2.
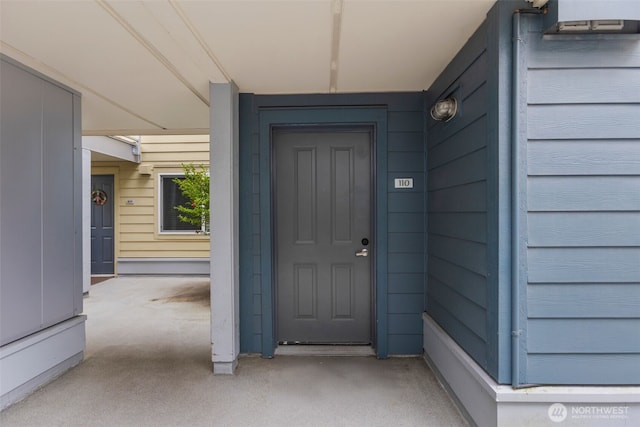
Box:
355;248;369;257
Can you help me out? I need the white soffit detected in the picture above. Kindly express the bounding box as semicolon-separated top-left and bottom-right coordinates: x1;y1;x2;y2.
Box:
179;0;333;94
339;0;496;92
0;0;498;134
1;1;209;131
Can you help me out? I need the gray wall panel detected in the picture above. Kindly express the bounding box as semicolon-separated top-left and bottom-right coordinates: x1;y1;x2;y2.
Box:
0;56;81;346
0;60;44;344
42;82;76;326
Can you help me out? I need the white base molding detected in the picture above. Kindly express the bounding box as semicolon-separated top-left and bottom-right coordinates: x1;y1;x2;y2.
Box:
213;360;238;375
117;258;210;275
423;313;640;427
1;316;86;410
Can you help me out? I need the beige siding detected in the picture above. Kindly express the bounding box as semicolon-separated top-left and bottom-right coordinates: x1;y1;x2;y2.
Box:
92;135;210;262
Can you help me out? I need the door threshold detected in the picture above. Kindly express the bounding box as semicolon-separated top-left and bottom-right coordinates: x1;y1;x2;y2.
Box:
275;345;375;357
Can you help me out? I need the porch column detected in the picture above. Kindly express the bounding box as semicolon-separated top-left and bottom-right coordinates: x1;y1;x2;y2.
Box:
82;148;91;294
210;81;240;374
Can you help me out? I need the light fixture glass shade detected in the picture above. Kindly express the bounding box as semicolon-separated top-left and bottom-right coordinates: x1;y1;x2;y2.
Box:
430;98;458;122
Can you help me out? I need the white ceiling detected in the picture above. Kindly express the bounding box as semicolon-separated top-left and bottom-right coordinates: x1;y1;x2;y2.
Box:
1;0;496;135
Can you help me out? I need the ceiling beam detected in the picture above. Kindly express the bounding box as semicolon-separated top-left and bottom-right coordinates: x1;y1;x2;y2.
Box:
96;0;209;106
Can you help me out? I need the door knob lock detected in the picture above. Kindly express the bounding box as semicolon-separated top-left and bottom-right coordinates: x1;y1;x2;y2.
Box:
355;248;369;257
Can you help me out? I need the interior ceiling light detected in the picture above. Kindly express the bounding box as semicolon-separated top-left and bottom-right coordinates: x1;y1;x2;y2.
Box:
430;98;458;122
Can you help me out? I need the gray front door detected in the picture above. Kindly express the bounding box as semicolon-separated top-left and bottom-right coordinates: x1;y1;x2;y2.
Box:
275;129;372;344
91;175;114;274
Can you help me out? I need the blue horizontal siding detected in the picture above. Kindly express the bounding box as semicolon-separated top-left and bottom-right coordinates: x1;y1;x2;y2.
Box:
387;273;424;294
528;104;640;140
388;233;424;253
428;118;487;168
388;213;424;233
527;354;640;385
388;335;423;355
528;68;640;104
388;132;424;152
428;181;487;212
527;176;640;211
388;152;424;172
528;319;640;353
428;299;487;366
388;313;423;335
388;294;424;314
527;140;640;176
528;212;640;247
389;253;424;274
425;17;495;379
386;101;425;355
522;29;640;385
528;283;640;318
238;93;426;356
428;277;487;341
429;212;487;243
428;256;487;308
388;193;424;213
429;235;487;276
527;37;640;69
528;248;640;283
388;111;423;133
428;148;486;190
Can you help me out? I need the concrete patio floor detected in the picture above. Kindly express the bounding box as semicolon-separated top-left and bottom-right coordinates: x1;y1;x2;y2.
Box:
0;276;467;427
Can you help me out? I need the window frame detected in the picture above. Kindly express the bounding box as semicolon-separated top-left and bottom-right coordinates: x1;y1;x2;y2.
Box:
157;172;201;234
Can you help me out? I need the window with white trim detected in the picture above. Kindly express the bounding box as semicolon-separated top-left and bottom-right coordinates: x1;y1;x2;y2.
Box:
159;174;199;233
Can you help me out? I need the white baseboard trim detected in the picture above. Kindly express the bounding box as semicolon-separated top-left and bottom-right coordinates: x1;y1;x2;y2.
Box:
423;313;640;427
1;316;86;410
117;258;210;275
213;360;238;375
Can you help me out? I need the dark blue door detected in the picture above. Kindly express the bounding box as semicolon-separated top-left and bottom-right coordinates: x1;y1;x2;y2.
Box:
91;175;114;274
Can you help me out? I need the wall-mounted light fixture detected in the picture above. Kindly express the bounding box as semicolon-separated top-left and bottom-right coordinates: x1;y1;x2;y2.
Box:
430;98;458;122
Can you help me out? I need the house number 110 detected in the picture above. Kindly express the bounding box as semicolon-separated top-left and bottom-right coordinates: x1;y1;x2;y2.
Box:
394;178;414;189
